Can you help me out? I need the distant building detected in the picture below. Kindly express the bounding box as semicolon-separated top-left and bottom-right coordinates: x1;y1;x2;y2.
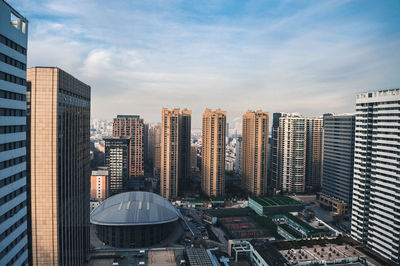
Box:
191;145;198;171
201;109;226;197
143;123;149;166
160;108;192;199
0;1;29;265
318;114;355;215
28;67;90;265
271;113;306;193
153;145;161;179
234;137;242;174
112;115;144;177
305;118;323;192
104;137;130;196
90;168;109;201
351;88;400;263
241;110;269;196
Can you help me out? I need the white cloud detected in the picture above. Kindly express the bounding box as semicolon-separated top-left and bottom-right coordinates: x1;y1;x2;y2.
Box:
8;0;400;126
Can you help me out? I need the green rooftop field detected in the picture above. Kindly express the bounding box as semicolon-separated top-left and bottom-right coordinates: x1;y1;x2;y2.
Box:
251;196;302;207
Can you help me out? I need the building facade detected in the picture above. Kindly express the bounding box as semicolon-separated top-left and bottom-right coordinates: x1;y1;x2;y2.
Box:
148;124;161;168
191;145;198;172
90;168;109;201
234;136;242;174
320;114;355;208
305;118;323;192
351;89;400;263
241;110;269;196
112;115;144;177
27;67;90;266
104;137;130;196
201;109;226;197
0;1;28;265
160;108;191;199
271;113;306;193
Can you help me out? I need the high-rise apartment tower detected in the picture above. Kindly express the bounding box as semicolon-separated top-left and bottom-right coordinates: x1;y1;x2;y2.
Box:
112;115;144;177
160;108;191;199
351;89;400;263
241;110;269;196
305;118;323;192
271;113;306;193
201;109;226;197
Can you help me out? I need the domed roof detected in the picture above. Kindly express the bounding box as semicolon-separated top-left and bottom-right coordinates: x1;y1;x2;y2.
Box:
90;191;182;226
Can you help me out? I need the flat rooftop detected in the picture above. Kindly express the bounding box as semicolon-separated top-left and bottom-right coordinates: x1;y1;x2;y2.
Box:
251;196;302;207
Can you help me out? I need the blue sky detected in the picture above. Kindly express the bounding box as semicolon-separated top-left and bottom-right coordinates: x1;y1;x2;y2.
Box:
9;0;400;127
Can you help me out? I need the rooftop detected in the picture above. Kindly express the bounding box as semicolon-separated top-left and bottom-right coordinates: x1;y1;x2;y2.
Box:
250;196;302;207
90;191;182;226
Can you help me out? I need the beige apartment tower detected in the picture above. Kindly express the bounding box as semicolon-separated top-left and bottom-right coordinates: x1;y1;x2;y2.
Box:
201;109;226;197
28;67;90;266
112;115;145;177
160;108;191;199
242;110;269;196
305;118;323;192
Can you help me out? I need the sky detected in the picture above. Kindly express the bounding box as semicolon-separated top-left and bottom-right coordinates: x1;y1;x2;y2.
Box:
9;0;400;127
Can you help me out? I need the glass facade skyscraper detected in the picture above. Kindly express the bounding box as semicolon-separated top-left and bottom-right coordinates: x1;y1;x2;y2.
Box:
0;1;29;265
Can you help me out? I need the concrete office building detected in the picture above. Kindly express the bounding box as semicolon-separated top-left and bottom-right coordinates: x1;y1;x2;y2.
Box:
0;1;28;265
241;110;269;196
112;115;144;177
28;67;90;266
90;168;109;201
351;89;400;263
201;109;226;197
104;137;130;196
271;113;306;193
318;114;355;215
305;118;323;192
160;108;191;199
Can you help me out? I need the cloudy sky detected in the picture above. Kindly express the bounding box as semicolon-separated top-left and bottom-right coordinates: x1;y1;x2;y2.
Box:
9;0;400;127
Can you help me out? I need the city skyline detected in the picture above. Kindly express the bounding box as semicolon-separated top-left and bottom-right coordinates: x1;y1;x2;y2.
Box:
1;0;399;264
8;0;400;127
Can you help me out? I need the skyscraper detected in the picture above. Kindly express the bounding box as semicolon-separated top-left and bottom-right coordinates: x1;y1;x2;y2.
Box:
305;118;323;192
27;67;90;265
179;109;191;193
112;115;144;177
351;88;400;263
104;137;130;196
0;2;28;265
241;110;269;196
160;108;191;199
271;113;306;193
201;108;226;197
318;114;355;214
148;124;161;167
